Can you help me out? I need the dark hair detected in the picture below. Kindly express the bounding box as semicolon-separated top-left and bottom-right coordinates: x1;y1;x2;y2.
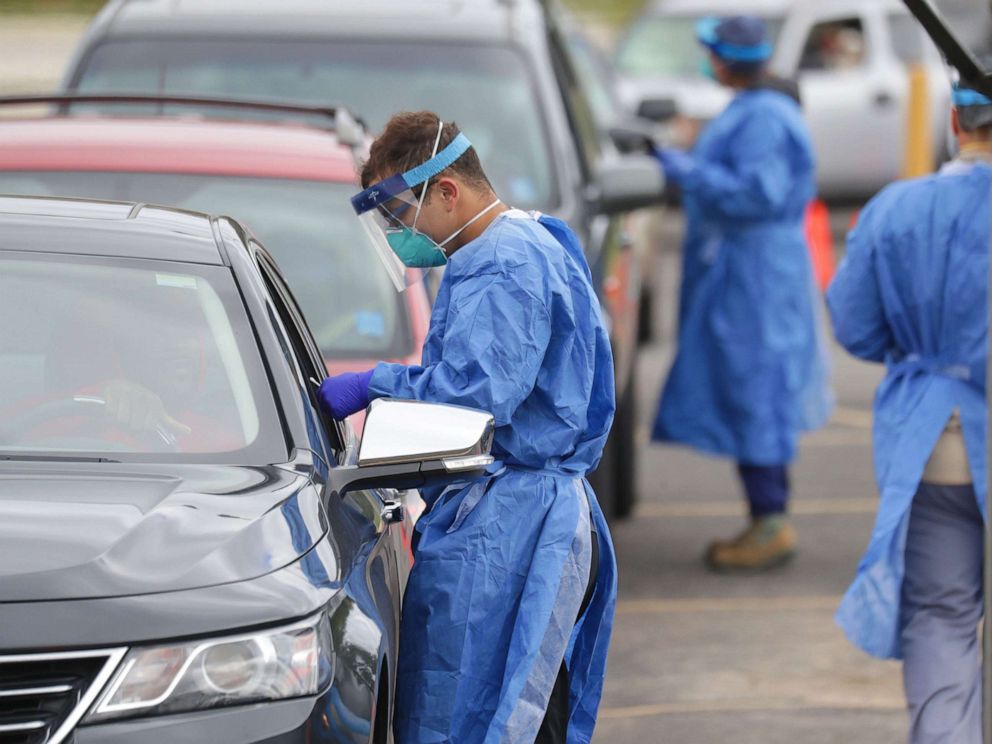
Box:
360;111;493;197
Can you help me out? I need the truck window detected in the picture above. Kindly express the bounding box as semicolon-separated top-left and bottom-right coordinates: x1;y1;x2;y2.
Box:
799;18;867;72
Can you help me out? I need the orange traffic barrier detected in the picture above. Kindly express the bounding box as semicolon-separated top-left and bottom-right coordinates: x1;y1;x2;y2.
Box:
804;198;835;292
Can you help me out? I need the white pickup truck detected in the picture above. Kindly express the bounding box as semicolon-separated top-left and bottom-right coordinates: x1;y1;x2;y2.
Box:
615;0;951;200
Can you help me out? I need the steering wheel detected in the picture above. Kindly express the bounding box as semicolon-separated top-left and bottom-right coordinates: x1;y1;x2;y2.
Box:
0;395;180;451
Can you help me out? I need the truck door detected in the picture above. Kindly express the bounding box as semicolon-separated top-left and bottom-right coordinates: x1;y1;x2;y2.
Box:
789;9;907;199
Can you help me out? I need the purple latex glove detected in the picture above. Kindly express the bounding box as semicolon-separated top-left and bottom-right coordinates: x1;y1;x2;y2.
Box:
317;369;375;419
653;146;695;185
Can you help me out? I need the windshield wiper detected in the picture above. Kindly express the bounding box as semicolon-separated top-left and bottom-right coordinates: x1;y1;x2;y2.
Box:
0;453;121;463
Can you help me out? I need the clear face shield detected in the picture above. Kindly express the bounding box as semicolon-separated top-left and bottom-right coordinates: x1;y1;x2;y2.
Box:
352;124;475;292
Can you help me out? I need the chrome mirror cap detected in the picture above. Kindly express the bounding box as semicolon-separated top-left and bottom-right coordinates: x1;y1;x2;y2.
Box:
357;399;495;469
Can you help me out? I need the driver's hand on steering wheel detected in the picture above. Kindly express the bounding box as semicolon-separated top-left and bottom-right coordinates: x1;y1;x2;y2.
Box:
101;380;192;437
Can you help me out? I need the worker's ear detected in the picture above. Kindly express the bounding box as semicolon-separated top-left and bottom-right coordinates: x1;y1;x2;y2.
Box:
434;177;459;211
951;107;961;137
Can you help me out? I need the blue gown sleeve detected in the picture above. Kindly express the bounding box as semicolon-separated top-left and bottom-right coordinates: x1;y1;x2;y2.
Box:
368;273;552;425
682;115;792;220
826;199;894;362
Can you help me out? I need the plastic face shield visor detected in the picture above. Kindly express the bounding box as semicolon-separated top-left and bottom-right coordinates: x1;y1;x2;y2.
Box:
352;131;473;291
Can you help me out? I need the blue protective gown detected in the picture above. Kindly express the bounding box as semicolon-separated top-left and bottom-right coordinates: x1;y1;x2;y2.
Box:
368;210;618;743
828;158;990;659
652;88;832;464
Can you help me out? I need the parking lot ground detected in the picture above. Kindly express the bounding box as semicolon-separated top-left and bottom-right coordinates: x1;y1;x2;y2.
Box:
0;15;88;98
595;213;905;743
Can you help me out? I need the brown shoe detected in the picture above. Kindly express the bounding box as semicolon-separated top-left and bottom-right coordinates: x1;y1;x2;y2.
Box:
705;515;796;571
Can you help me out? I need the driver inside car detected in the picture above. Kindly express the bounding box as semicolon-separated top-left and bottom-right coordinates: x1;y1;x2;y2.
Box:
9;291;244;454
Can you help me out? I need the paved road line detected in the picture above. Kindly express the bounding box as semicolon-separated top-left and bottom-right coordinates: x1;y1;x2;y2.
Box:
598;697;904;719
635;497;876;519
615;595;841;614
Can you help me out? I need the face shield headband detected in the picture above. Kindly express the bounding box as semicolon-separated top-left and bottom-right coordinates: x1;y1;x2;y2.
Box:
351;132;473;217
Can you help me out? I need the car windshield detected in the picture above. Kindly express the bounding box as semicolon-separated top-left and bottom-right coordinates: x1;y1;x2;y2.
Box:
615;15;784;78
0;172;410;360
73;39;557;211
0;253;285;462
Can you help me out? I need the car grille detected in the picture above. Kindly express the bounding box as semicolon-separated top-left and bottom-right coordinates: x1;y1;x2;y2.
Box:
0;649;126;744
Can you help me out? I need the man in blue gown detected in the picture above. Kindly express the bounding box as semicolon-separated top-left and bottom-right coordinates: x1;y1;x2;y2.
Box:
828;73;991;743
651;16;832;570
317;111;617;744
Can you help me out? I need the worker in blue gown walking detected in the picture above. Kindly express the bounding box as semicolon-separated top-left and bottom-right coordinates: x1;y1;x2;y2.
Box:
651;15;832;570
828;72;991;744
317;111;617;744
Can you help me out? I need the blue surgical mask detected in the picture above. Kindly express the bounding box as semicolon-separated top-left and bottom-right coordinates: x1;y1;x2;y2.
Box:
700;58;717;81
386;197;503;268
386;228;449;268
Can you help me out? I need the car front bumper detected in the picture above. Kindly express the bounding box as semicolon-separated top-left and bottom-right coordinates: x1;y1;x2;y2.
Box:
74;689;371;744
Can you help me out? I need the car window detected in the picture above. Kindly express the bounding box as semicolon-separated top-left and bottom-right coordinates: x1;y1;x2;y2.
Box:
615;15;785;78
73;39;558;211
799;18;868;72
0;253;286;462
257;250;329;387
548;26;600;180
563;30;618;131
0;171;410;362
255;249;344;456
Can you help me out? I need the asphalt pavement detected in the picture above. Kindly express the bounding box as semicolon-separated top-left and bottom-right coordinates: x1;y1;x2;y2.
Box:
594;211;905;743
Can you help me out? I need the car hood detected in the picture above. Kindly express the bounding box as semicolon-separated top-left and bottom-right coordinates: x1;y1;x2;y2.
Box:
0;458;326;602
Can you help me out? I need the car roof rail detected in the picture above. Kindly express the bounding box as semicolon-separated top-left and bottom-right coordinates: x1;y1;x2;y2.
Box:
0;93;368;148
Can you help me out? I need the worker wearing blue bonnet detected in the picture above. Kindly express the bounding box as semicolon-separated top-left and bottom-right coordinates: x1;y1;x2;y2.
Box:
651;15;831;570
828;70;992;743
318;111;617;744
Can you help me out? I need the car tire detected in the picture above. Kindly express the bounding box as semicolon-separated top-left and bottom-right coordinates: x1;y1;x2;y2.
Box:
612;361;638;520
372;661;391;744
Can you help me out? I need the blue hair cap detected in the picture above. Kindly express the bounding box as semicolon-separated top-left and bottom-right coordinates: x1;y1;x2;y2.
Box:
697;15;772;63
953;83;992;108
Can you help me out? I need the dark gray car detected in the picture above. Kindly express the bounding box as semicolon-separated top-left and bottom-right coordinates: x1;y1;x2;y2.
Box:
61;0;665;519
0;195;495;744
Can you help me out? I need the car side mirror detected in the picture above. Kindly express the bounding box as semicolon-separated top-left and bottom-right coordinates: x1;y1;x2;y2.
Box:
327;399;495;497
592;154;666;215
608;119;656;155
637;97;679;123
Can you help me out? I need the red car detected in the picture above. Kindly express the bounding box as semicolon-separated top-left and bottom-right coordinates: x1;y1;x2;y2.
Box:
0;101;432;431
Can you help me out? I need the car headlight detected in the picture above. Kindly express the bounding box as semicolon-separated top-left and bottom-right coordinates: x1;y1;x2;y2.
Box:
84;613;333;723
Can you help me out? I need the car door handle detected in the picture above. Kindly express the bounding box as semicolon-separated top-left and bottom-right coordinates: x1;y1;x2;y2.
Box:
381;500;404;524
873;91;895;108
